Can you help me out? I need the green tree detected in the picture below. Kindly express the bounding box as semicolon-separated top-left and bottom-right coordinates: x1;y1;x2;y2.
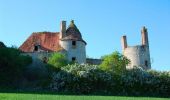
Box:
0;41;6;48
100;51;130;74
0;47;32;88
47;53;68;70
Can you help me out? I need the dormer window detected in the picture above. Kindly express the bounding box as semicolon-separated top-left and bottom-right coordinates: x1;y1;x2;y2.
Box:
34;45;38;51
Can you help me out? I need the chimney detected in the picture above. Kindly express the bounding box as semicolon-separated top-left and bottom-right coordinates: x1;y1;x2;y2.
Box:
60;21;66;39
141;26;149;45
121;35;128;50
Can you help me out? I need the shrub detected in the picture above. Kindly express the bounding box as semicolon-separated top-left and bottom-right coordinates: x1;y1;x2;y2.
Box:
50;64;113;94
50;64;170;97
0;47;32;88
120;68;170;97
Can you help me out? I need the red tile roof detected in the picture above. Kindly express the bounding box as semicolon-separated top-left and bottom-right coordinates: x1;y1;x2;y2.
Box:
19;32;63;52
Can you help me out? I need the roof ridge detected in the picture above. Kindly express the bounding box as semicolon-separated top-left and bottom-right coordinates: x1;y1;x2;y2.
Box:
32;31;60;34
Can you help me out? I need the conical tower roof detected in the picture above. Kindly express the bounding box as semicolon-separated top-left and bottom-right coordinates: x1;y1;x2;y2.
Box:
61;20;86;45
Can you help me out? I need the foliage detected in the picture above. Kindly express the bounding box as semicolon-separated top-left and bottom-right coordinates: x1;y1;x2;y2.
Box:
100;51;130;75
0;41;6;48
120;67;170;97
50;63;170;97
47;53;68;70
0;47;169;97
50;64;113;94
0;47;32;88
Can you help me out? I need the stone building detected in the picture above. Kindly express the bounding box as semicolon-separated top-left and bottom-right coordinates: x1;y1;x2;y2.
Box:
121;26;151;70
19;20;86;64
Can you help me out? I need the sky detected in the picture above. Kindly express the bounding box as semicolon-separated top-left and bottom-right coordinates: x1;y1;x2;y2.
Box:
0;0;170;71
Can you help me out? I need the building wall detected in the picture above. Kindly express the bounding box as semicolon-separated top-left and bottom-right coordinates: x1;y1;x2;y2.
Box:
22;52;51;65
86;58;102;65
60;40;86;64
123;45;151;70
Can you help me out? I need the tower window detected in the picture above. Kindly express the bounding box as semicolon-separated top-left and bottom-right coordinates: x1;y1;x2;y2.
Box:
145;60;148;67
72;57;76;62
34;45;38;51
72;41;76;46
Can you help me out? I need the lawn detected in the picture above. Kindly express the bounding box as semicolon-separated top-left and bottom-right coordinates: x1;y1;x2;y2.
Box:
0;93;169;100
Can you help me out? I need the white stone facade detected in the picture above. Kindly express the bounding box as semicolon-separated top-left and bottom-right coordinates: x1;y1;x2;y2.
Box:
59;40;86;64
121;26;151;70
123;45;151;70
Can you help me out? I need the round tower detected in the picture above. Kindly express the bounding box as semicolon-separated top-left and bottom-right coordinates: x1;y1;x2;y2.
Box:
123;45;151;70
59;20;86;64
121;26;151;70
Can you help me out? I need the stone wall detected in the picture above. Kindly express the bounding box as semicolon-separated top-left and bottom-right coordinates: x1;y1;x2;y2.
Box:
22;52;52;68
60;40;86;64
86;58;102;65
123;45;151;70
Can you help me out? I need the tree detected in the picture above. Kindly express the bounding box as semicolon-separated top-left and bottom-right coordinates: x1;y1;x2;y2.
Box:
47;53;68;70
0;47;32;87
0;41;6;48
100;51;130;74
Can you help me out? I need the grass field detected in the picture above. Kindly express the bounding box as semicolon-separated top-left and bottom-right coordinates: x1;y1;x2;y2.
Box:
0;93;169;100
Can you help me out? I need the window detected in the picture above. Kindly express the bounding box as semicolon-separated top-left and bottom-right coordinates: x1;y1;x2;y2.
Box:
34;45;38;51
145;60;148;67
72;57;76;62
72;41;76;49
72;41;76;46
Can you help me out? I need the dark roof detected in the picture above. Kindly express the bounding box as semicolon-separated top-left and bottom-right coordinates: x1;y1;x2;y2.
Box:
19;32;63;52
61;20;86;45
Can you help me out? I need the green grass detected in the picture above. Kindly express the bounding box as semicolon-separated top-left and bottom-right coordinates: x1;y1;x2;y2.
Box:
0;93;169;100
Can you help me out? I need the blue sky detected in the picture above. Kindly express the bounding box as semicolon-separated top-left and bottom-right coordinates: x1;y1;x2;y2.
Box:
0;0;170;71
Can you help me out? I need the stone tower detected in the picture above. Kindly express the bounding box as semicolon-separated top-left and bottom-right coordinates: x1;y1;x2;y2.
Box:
121;26;151;70
59;20;86;64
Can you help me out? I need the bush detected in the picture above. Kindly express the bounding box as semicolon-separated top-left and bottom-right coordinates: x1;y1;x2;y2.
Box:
0;47;32;88
50;64;170;97
50;64;113;94
120;67;170;97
